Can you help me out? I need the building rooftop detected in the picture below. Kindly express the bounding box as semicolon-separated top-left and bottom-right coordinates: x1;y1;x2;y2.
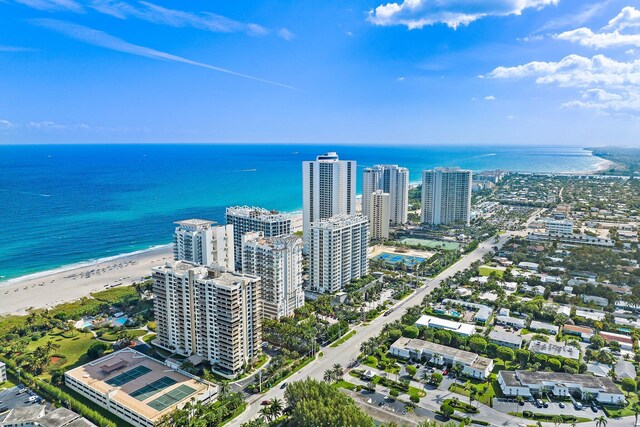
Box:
512;370;621;395
225;206;290;221
2;406;46;424
391;337;492;370
174;219;216;229
64;348;214;424
310;214;368;229
529;321;559;333
528;340;580;360
415;315;476;335
601;331;635;345
563;324;594;335
488;331;523;346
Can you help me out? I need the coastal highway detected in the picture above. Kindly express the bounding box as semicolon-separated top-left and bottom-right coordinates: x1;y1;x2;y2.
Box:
230;230;515;426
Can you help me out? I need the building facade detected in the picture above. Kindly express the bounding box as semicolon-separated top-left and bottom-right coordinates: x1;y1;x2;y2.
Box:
173;219;234;271
242;232;304;319
152;261;261;377
225;206;292;271
390;337;493;379
307;215;369;294
421;168;472;226
369;190;390;240
302;152;356;250
0;360;5;383
362;164;409;225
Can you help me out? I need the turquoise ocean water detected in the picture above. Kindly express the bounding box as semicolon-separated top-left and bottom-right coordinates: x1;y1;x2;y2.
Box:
0;144;605;282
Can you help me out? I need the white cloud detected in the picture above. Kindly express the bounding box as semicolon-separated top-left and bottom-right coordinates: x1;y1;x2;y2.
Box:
27;121;89;130
277;28;295;41
487;54;640;113
554;7;640;49
33;19;298;90
367;0;558;30
507;115;515;119
0;45;35;52
0;119;14;128
13;0;279;38
346;31;354;37
14;0;83;12
397;76;405;81
484;95;496;100
604;6;640;31
532;1;609;34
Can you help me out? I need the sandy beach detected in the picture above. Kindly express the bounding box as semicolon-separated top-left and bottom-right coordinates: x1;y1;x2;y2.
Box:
0;245;173;316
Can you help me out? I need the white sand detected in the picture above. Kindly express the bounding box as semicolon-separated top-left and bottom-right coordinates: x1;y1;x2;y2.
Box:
0;246;173;316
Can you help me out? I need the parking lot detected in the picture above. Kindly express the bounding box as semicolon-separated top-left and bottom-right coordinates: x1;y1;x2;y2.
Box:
493;396;598;420
0;386;48;416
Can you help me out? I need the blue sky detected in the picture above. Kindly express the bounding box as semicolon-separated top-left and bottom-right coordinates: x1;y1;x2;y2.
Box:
1;0;639;145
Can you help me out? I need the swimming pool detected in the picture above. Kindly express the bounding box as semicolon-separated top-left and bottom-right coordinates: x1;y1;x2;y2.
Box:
450;310;461;317
112;317;128;327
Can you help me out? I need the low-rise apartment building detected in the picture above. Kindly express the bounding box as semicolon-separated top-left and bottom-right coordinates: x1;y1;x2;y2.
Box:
415;315;476;337
390;337;493;379
498;370;625;404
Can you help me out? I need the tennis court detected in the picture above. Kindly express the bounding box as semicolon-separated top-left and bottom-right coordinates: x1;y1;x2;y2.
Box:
374;252;425;268
131;376;178;401
106;365;152;387
147;385;197;411
400;238;461;251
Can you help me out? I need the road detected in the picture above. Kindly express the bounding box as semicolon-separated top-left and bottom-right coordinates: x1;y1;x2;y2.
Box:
230;231;514;426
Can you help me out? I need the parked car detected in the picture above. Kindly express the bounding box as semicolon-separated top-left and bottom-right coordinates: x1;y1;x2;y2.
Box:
574;402;583;410
559;402;565;409
0;406;9;413
280;382;288;389
261;400;271;406
26;396;38;404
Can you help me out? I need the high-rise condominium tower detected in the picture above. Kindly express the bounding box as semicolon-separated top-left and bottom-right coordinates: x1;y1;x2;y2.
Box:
173;219;234;271
307;215;369;294
225;206;292;271
302;152;356;249
369;190;390;240
152;261;261;377
242;232;304;319
421;168;472;226
362;165;409;225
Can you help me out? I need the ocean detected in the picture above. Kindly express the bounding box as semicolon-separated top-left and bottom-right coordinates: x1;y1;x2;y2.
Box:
0;144;605;282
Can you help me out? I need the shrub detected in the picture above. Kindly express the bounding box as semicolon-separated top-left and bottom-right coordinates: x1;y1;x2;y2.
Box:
410;395;420;403
390;389;399;397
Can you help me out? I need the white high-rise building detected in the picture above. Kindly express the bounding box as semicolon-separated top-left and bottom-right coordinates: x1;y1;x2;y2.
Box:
307;215;369;294
421;168;472;226
225;206;293;271
370;190;390;240
362;165;409;225
173;219;235;271
152;261;261;378
242;232;304;319
302;152;356;250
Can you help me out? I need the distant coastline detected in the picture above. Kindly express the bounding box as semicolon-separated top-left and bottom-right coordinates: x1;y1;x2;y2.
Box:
0;144;610;288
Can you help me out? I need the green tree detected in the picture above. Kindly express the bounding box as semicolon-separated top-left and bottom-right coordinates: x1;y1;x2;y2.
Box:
469;336;487;354
496;346;514;361
440;403;454;419
515;349;530;366
403;326;419;339
406;365;417;378
595;415;607;427
621;377;637;393
284;378;374;427
547;358;562;372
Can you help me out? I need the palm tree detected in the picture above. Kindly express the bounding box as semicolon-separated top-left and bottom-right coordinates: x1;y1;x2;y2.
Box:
258;406;273;422
218;379;230;397
269;398;283;420
595;415;607;427
552;416;562;427
633;402;640;427
332;363;343;379
324;369;334;383
470;388;479;408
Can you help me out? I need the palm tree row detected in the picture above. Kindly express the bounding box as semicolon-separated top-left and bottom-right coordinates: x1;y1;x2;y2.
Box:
323;363;344;383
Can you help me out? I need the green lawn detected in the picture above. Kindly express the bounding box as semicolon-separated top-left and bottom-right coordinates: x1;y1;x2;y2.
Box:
449;378;497;405
399;238;461;251
602;393;638;418
25;329;96;374
100;329;148;342
330;330;356;347
478;265;505;277
334;380;358;391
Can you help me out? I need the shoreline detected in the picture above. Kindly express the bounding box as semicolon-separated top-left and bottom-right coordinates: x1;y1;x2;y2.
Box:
0;245;173;316
0;150;615;316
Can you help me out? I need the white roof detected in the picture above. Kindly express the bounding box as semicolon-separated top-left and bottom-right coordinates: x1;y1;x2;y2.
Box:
415;315;476;335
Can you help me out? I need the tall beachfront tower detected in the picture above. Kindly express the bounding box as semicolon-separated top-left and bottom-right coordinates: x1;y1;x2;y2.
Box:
362;165;409;225
369;190;390;240
421;167;472;226
173;219;235;271
152;262;262;378
302;152;356;250
225;206;292;271
307;215;369;294
242;232;304;319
